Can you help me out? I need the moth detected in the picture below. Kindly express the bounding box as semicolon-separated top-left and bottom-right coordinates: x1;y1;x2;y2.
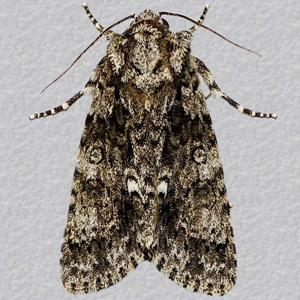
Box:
30;3;276;295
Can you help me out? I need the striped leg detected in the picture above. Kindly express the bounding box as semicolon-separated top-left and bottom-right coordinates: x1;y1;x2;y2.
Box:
189;4;210;33
82;3;104;32
29;90;84;120
82;3;115;39
192;56;277;119
199;4;210;24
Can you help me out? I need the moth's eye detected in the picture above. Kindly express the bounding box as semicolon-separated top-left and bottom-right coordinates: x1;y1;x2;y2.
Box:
162;19;169;28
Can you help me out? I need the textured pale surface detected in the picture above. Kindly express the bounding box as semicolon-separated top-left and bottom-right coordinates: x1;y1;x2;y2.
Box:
1;0;299;299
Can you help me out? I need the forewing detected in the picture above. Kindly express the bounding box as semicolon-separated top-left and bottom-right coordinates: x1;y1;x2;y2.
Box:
60;84;143;293
153;71;237;295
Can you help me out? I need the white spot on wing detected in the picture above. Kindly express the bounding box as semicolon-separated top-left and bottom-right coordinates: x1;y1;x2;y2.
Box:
127;179;140;195
158;181;168;197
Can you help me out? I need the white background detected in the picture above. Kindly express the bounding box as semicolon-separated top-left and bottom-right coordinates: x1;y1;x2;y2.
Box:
1;0;299;299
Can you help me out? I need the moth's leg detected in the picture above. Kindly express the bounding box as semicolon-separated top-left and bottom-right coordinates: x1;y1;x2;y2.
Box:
189;4;210;32
192;56;277;119
205;93;211;100
199;4;210;24
82;3;104;32
29;89;86;120
82;3;115;39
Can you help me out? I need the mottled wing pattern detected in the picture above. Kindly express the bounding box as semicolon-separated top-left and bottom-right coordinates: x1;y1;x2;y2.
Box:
29;6;277;296
60;58;144;293
152;63;237;295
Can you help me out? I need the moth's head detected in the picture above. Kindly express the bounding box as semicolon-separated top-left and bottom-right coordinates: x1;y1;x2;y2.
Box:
132;9;169;27
126;9;170;35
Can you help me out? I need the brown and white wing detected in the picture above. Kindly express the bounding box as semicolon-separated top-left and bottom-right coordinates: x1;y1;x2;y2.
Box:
60;62;144;293
152;69;237;295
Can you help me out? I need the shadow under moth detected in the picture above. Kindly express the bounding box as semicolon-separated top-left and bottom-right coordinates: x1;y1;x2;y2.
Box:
30;3;277;296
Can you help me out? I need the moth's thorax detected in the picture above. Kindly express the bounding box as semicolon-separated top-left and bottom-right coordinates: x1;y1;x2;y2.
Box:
107;10;193;94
